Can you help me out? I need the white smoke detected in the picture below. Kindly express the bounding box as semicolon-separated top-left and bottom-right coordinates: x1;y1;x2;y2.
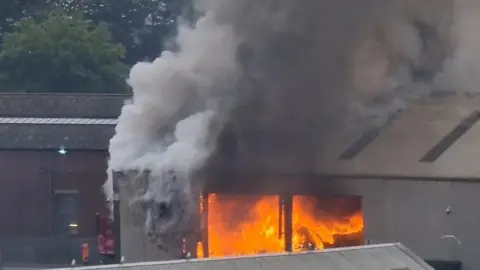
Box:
104;7;241;202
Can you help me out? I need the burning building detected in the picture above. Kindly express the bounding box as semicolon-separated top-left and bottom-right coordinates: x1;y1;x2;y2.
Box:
115;93;480;270
108;0;480;270
113;170;366;261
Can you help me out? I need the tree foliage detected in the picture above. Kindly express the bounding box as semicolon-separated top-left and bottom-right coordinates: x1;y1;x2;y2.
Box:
0;10;128;93
50;0;186;64
1;0;187;64
0;0;48;40
0;0;190;93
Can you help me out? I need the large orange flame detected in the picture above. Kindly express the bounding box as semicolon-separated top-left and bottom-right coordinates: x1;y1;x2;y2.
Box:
197;193;364;258
206;194;284;257
292;195;364;251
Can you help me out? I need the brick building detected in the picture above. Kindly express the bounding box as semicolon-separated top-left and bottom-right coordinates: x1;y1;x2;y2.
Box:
0;93;127;266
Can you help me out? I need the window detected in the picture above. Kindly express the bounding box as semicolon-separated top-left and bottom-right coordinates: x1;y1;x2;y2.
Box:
52;190;79;235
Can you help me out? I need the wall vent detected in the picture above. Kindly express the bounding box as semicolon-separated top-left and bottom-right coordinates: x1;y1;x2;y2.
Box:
420;110;480;162
338;113;399;160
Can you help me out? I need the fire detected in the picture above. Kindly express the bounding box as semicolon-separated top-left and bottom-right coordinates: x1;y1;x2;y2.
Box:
206;194;284;257
197;193;364;258
292;195;364;251
197;241;204;258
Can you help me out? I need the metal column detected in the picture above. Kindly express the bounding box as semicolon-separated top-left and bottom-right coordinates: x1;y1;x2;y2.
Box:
278;196;284;240
283;193;293;252
201;191;209;257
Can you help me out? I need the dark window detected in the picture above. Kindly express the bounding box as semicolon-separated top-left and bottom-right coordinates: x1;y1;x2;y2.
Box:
52;190;79;235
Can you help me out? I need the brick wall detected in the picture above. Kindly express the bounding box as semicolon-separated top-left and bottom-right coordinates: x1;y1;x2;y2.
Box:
0;150;109;238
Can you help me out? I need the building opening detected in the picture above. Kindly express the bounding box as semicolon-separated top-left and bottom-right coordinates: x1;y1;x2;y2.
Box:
196;193;364;258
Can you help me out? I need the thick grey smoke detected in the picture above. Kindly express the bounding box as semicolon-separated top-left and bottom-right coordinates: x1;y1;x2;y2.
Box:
351;0;480;126
349;0;450;125
105;6;240;199
105;0;381;237
435;0;480;92
105;1;242;244
105;0;480;248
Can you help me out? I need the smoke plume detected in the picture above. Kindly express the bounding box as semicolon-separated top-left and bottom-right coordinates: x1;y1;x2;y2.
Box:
351;0;480;125
105;0;480;243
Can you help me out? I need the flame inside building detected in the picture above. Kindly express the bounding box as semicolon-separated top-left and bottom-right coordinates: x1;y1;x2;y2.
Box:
196;193;364;258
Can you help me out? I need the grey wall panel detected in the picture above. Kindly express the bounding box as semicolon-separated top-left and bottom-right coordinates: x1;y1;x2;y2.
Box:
448;182;480;270
115;174;478;268
315;177;478;270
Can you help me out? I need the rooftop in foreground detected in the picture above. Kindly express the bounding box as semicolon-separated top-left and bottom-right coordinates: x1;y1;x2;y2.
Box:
51;243;433;270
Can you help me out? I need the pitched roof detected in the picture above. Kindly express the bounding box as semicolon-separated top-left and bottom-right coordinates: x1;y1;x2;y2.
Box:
52;243;433;270
0;93;129;118
206;93;480;180
0;121;115;150
317;93;480;179
0;93;125;150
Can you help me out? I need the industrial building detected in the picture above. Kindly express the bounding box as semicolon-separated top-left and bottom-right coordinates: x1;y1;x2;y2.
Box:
0;93;126;266
0;92;477;270
118;93;477;270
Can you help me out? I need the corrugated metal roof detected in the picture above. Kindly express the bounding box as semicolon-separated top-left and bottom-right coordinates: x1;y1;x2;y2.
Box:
0;117;118;125
51;243;433;270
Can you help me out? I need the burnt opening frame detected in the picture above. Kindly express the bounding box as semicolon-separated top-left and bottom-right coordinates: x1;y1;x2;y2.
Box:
198;191;295;257
112;170;367;259
198;174;364;257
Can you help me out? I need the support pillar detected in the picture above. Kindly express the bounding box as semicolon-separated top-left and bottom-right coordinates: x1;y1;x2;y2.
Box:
201;190;209;257
278;196;283;240
283;193;293;252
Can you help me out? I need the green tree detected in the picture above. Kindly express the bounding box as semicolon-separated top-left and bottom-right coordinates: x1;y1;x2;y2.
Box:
0;0;48;39
50;0;188;64
0;10;128;93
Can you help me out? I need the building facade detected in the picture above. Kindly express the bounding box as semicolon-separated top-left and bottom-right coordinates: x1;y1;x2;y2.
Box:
0;93;127;266
2;92;479;270
205;93;480;270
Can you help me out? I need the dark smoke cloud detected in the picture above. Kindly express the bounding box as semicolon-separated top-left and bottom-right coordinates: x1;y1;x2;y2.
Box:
209;0;387;171
105;0;478;245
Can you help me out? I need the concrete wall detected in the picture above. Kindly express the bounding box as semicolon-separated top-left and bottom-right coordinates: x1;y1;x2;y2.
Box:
312;177;478;270
116;172;185;263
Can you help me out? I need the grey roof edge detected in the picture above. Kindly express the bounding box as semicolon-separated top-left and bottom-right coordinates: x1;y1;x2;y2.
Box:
0;93;131;97
0;117;118;125
0;93;131;118
395;243;435;270
52;243;403;270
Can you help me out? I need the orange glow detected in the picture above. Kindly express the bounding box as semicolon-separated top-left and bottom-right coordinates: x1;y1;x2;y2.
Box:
292;195;364;251
207;194;284;257
197;241;204;258
196;193;364;258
